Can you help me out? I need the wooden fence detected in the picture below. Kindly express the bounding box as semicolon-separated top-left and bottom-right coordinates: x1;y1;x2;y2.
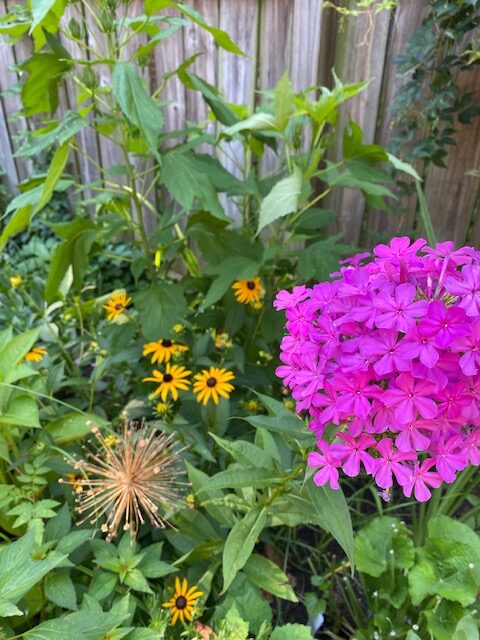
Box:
0;0;479;247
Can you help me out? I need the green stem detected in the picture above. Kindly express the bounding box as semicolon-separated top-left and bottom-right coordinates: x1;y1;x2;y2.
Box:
415;179;437;245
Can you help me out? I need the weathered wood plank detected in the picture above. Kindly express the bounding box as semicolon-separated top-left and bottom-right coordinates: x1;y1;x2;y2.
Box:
290;0;323;92
366;0;430;245
424;65;480;246
327;1;391;245
258;0;293;177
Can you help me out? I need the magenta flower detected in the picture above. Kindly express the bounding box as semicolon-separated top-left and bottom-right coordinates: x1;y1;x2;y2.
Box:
308;441;341;490
275;236;480;501
444;265;480;316
334;373;380;419
403;459;442;502
363;330;410;376
433;436;468;483
418;301;470;348
452;317;480;375
436;382;471;419
274;285;309;310
398;328;439;368
372;439;416;489
331;434;376;477
383;374;437;424
375;283;428;333
373;236;427;263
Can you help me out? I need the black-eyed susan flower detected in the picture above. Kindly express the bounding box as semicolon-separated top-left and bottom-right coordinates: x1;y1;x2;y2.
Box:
143;363;191;401
10;274;23;288
193;367;234;405
63;420;186;541
163;577;203;625
143;339;188;364
25;346;48;362
103;291;131;321
231;277;264;305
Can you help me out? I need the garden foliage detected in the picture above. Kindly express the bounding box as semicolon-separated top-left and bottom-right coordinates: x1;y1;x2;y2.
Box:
0;0;478;638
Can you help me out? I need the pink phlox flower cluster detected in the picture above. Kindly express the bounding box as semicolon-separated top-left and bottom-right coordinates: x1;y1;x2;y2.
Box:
275;237;480;502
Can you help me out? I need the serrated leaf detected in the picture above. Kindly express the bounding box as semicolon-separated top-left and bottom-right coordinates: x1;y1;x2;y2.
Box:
258;167;302;233
112;62;163;158
134;283;187;340
355;517;414;577
270;624;313;640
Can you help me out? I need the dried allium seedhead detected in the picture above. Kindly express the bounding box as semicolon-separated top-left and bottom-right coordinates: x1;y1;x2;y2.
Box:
64;419;187;540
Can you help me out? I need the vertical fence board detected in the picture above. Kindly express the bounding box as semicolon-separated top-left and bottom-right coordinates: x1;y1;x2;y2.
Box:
423;66;480;246
366;0;430;244
290;0;323;92
328;2;391;245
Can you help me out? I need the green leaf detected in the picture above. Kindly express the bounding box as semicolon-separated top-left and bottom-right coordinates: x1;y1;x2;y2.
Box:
409;515;480;606
33;142;70;217
304;480;354;567
244;414;312;443
161;149;227;219
355;517;414;577
0;206;33;250
275;72;295;131
0;395;40;428
424;600;467;640
134;283;187;340
146;1;245;54
24;609;130;640
202;256;260;308
212;574;272;635
223;507;267;592
56;530;94;555
112;62;163;158
45;412;106;443
270;624;314;640
0;529;66;606
123;568;152;593
0;328;39;377
452;615;479;640
30;0;62;31
387;152;421;181
297;235;353;281
21;53;71;116
188;74;239;126
200;466;284;493
224;112;278;137
0;600;23;617
209;434;274;468
44;572;77;610
258;167;302;233
243;554;297;602
45;219;99;302
16;111;86;157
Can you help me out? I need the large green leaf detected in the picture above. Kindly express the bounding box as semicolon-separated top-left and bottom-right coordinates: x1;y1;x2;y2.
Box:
0;529;66;610
275;72;295;131
44;572;77;610
21;52;71;116
45;412;107;443
304;480;355;567
0;395;40;428
209;434;274;468
30;0;63;31
223;507;267;592
161;149;227;220
134;283;187;340
16;111;87;157
112;62;163;158
355;517;414;577
33;142;70;215
23;609;130;640
409;515;480;606
297;234;353;281
0;328;40;378
270;625;314;640
200;466;284;493
224;112;278;137
258;167;302;233
243;554;297;602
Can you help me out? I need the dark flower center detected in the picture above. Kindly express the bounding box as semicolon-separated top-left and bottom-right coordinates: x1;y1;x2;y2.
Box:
114;303;123;310
163;374;173;383
175;596;187;609
206;377;217;387
162;339;173;347
246;281;256;290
